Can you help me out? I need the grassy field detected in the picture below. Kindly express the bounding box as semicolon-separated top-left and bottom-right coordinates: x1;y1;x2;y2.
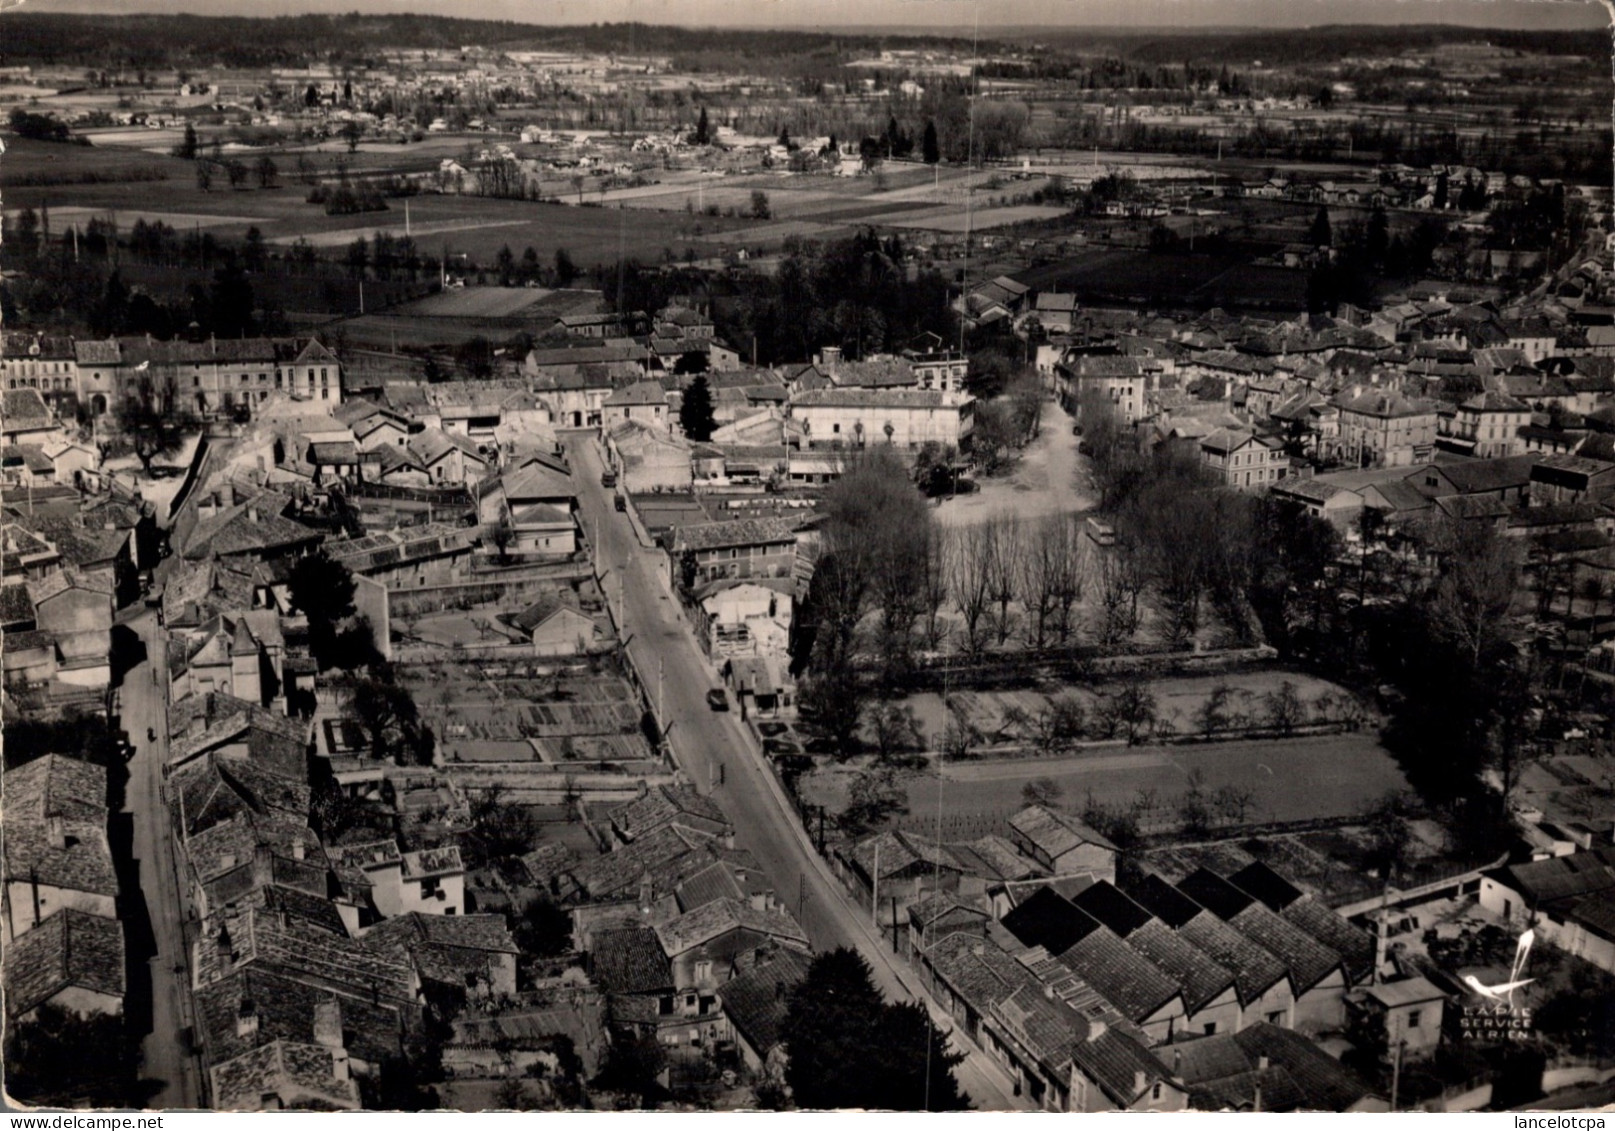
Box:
0;136;191;186
913;731;1409;827
394;287;557;318
886;204;1072;233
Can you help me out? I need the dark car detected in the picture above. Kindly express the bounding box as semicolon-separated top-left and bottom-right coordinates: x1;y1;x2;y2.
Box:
614;494;627;512
706;688;729;711
600;470;618;488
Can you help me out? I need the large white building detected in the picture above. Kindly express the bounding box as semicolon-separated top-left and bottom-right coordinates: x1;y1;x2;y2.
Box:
787;388;975;450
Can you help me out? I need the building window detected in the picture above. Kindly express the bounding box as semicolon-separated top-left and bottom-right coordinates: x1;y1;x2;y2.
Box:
1151;1083;1163;1101
1267;1010;1284;1024
1203;1022;1217;1036
1407;1010;1421;1030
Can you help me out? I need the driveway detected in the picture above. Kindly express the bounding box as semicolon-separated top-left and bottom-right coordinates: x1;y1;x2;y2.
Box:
936;397;1096;528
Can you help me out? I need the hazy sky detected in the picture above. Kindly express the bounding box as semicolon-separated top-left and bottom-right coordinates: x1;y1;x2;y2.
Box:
16;0;1612;31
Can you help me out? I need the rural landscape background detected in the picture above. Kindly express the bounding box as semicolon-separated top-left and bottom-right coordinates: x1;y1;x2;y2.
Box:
2;1;1615;1116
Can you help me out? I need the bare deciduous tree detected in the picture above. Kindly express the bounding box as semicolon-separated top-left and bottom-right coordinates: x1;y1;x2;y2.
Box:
918;524;952;651
1021;513;1083;649
950;522;995;655
1425;515;1521;667
984;516;1022;645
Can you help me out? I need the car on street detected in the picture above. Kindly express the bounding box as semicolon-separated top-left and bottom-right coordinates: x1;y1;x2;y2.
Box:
600;470;617;488
614;494;626;512
706;688;729;711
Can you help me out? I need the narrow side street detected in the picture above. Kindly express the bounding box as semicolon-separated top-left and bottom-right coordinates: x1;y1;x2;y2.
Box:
120;612;200;1109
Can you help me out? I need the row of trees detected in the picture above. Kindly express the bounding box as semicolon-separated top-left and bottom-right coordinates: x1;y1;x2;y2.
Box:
600;229;953;367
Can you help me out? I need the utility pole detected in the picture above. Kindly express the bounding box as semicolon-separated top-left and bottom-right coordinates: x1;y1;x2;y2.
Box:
871;839;881;929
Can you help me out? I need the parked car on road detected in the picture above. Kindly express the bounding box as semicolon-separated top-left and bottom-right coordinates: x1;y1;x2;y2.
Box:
706;688;729;711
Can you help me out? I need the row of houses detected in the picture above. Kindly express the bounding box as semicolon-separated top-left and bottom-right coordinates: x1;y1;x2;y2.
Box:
2;332;343;419
830;805;1406;1113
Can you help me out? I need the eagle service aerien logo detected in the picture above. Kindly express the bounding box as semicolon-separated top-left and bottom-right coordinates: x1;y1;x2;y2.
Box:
1461;927;1535;1007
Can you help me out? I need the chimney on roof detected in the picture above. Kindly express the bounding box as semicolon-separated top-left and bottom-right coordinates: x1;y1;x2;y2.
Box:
774;980;785;1002
46;815;66;851
1134;1071;1149;1098
1044;983;1055;1001
236;997;260;1038
292;840;305;861
1257;1055;1270;1071
313;998;344;1051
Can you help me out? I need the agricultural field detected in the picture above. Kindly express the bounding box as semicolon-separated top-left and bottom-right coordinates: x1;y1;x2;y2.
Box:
1;135;191;187
393;286;559;318
4;137;765;267
885;204;1072;233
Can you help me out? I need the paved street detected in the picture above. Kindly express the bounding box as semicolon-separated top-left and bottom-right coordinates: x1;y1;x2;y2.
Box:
120;612;200;1109
567;435;1027;1111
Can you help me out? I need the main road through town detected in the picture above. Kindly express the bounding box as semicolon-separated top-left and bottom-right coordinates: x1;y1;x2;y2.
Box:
565;435;1026;1111
122;610;202;1108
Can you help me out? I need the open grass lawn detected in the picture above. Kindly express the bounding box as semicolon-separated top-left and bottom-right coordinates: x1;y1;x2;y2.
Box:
1;136;192;186
886;203;1072;233
394;286;557;318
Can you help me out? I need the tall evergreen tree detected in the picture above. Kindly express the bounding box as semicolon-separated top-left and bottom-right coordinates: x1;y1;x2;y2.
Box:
694;106;710;145
922;120;940;165
782;948;965;1111
678;374;717;442
1307;205;1332;248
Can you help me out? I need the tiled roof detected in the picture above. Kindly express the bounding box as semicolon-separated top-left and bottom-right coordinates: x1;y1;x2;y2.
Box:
5;752;107;824
194;968;411;1071
400;845;463;879
520;842;580;889
1332;387;1437;418
670;515;802;554
210;1039;361;1111
674;860;747;913
0;581;35;625
789;388;963;409
183;497;323;561
1174;1023;1377;1112
1489;846;1615;906
1058;925;1182;1022
2;389;51;424
590;927;672;995
1002;885;1102;956
193;905;415;1005
1180;870;1343;995
1008;804;1119;859
716;948;811;1056
500;462;576;503
74;339;122;365
3;755;117;896
1124;918;1237;1014
609;784;728;843
603;380;668;407
4;909;125;1018
1125;874;1289;1005
572;825;708;900
363;911;517;954
653;897;807;956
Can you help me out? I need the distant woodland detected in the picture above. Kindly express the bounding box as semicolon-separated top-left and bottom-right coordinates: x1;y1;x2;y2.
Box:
0;13;1604;74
